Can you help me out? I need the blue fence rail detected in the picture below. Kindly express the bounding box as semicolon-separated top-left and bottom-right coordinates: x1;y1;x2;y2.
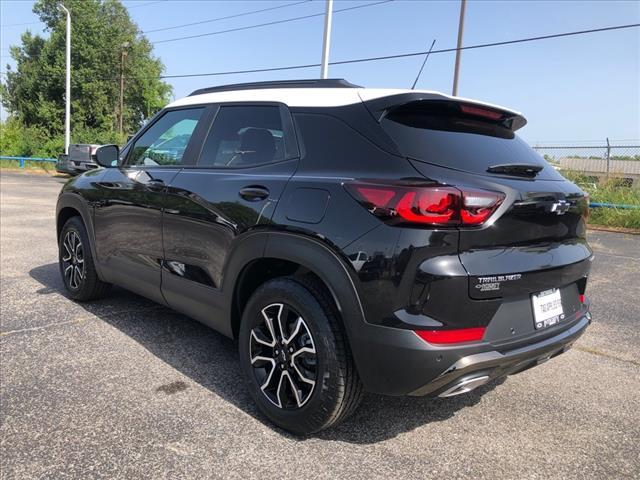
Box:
590;201;640;210
0;156;58;168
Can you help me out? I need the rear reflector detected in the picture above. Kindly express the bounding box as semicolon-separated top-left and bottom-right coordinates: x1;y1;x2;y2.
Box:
415;327;486;344
344;182;504;227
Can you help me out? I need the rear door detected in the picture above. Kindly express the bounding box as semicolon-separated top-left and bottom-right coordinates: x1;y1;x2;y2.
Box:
93;106;208;304
160;103;299;335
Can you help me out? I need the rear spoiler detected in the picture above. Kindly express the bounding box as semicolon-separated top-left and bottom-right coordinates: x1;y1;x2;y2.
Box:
358;91;527;132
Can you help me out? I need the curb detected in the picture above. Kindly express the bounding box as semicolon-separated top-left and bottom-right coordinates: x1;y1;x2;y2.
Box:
588;225;640;235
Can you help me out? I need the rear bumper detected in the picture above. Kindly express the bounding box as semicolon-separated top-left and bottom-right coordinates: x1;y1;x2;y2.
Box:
348;311;591;396
55;155;73;174
410;313;590;396
70;161;97;172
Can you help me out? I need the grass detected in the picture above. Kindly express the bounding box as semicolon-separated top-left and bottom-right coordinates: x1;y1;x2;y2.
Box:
0;159;58;174
561;170;640;230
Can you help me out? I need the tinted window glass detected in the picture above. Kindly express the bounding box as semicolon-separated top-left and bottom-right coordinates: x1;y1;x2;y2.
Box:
198;106;285;167
380;101;558;179
128;108;203;166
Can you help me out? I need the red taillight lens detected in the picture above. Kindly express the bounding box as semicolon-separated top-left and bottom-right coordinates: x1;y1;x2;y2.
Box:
579;294;585;304
461;189;504;225
355;187;396;207
396;188;459;225
415;327;486;344
459;104;504;121
345;182;503;227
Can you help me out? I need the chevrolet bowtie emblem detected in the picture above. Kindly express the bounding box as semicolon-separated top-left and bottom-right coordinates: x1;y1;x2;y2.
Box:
549;200;570;215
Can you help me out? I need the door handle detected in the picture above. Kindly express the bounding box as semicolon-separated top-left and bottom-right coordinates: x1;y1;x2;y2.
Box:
146;178;166;191
239;186;270;202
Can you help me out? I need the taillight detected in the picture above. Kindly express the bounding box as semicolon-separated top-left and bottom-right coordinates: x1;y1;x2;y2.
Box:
579;294;585;304
460;189;505;225
459;104;504;121
344;182;504;227
415;327;486;344
395;188;459;225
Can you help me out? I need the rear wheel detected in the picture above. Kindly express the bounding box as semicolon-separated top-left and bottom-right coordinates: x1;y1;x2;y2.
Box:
238;277;363;435
59;216;111;301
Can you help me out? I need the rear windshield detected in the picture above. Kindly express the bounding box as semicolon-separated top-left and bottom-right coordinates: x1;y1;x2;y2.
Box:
380;101;557;179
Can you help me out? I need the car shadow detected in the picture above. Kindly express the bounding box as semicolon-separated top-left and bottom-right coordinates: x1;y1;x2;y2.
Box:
30;262;505;444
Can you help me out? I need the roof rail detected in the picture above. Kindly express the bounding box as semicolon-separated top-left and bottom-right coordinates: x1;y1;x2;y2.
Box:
188;78;362;97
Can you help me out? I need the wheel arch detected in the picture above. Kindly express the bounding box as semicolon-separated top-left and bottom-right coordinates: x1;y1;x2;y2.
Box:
56;193;103;278
225;231;366;342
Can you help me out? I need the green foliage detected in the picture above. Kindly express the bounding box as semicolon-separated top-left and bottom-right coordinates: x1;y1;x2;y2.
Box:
561;170;640;229
0;117;61;157
1;0;172;155
611;155;640;161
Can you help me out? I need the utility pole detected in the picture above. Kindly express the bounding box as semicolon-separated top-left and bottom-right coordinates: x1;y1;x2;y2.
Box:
119;42;129;136
59;4;71;154
320;0;333;79
606;137;611;180
452;0;466;96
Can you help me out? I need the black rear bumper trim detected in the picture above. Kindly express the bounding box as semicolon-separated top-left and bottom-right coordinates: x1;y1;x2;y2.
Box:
409;315;590;396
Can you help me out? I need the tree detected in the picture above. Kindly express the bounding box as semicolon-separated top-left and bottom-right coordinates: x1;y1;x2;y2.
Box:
1;0;172;150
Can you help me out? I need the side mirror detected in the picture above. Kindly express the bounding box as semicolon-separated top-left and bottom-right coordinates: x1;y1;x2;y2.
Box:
95;144;120;167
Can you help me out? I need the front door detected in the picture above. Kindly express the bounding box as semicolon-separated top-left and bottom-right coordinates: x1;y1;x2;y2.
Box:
93;106;208;304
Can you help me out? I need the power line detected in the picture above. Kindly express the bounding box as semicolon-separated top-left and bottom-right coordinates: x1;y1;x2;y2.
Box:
156;22;640;79
126;0;167;10
151;0;393;44
143;0;311;34
332;23;640;67
3;23;638;82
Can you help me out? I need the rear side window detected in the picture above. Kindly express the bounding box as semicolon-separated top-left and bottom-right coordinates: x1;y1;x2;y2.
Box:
380;101;556;179
127;108;204;166
198;105;287;167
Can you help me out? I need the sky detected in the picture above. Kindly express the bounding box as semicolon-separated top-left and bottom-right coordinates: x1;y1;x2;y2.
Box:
1;0;639;144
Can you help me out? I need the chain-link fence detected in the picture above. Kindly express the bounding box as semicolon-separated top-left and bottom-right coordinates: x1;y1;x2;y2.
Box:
532;141;640;188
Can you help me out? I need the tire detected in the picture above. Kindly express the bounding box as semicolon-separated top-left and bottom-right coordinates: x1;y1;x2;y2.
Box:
58;216;111;301
239;276;363;435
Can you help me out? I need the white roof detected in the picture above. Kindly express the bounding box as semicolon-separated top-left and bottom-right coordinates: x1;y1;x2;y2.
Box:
167;87;522;116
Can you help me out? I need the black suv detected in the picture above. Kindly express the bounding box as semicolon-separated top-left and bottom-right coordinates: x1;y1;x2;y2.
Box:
56;79;592;434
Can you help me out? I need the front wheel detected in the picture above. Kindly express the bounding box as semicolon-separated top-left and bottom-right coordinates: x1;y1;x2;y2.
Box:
238;277;363;435
59;216;111;301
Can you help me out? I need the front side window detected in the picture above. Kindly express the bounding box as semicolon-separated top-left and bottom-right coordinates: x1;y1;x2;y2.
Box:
198;106;285;167
128;108;204;166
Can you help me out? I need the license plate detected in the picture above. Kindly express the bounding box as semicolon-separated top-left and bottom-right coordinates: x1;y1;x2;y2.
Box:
531;288;565;330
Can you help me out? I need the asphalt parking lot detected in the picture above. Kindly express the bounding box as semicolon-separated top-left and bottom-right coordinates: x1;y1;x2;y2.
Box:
1;170;639;479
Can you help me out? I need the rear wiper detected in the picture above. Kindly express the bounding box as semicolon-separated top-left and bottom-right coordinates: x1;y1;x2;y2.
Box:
486;163;543;178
